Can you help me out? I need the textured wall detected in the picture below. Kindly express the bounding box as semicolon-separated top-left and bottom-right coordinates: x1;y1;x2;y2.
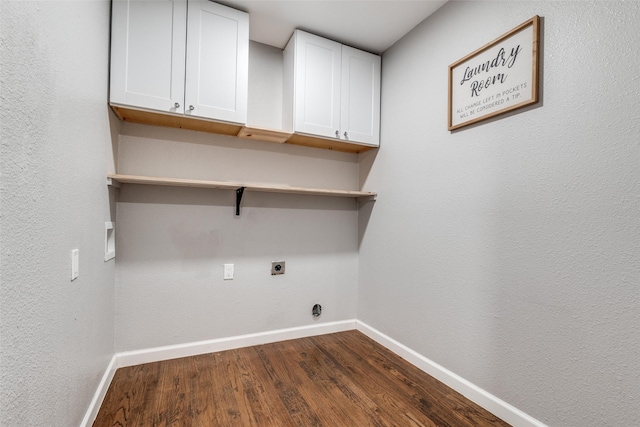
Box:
359;1;639;426
115;124;360;351
0;1;115;425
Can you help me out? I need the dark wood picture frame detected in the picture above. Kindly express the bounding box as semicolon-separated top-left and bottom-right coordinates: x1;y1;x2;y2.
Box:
448;16;540;131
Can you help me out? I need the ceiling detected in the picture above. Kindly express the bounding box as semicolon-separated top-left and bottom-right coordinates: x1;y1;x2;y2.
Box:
217;0;448;54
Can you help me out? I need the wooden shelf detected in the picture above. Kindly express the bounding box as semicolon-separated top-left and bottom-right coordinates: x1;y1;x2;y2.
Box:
238;126;291;144
111;105;377;154
107;174;376;199
238;126;378;154
286;133;376;154
111;105;244;136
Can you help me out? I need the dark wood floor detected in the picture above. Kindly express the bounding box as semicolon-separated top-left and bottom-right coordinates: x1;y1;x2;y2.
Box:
94;330;510;426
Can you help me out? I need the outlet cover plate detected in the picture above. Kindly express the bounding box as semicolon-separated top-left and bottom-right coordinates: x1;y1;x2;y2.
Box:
271;261;285;275
224;263;234;280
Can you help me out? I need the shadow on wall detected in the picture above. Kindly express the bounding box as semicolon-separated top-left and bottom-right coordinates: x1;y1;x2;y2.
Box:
357;146;379;248
116;184;359;264
108;108;120;221
116;183;358;211
118;120;358;165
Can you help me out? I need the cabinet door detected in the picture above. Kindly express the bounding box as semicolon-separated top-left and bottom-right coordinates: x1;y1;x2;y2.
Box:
110;0;187;114
185;0;248;124
340;46;381;146
293;31;342;139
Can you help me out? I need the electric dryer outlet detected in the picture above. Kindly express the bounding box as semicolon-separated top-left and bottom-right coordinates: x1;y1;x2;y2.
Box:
271;261;285;275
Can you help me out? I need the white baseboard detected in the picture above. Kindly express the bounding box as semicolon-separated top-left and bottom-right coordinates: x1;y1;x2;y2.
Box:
83;319;544;427
116;319;357;368
356;321;547;427
80;354;117;427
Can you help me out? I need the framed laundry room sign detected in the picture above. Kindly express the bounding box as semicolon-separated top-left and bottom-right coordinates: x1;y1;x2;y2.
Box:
448;16;540;131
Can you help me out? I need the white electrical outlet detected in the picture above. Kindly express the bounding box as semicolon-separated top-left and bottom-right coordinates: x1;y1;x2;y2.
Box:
71;249;79;281
224;264;234;280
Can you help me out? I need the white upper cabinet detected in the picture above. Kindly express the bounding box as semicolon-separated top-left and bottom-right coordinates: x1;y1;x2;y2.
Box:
340;46;381;146
110;0;248;124
290;31;342;139
110;0;187;113
284;30;381;147
185;0;248;123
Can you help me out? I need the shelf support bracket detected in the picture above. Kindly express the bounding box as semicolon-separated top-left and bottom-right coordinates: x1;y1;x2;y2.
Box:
106;177;120;189
235;187;246;216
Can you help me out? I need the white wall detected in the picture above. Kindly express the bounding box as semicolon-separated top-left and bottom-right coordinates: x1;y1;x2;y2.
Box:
115;122;360;351
247;41;283;130
359;1;639;426
0;1;116;426
114;39;362;351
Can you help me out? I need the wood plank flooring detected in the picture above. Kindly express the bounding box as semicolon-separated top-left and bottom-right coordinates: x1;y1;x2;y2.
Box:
93;330;510;427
